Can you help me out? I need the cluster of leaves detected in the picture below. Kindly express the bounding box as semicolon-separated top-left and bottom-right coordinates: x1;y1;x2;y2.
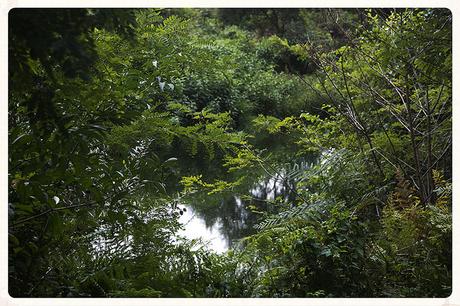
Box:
216;8;451;297
179;21;320;125
221;149;451;297
374;170;452;296
8;9;250;297
8;8;451;298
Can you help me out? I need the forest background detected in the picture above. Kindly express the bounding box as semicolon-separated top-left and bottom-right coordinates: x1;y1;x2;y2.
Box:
6;7;453;299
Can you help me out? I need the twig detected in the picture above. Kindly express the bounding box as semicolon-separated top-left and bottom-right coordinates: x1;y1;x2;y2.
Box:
10;202;97;228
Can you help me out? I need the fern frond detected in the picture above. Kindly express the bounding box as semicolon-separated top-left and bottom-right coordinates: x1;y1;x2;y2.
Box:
254;200;335;230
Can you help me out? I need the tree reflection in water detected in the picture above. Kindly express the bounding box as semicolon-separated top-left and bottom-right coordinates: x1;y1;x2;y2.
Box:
179;156;317;252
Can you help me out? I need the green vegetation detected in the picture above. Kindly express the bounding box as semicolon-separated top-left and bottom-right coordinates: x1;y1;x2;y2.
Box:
8;8;451;297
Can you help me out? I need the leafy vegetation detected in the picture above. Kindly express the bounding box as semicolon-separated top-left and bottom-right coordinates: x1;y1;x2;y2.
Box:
8;8;451;298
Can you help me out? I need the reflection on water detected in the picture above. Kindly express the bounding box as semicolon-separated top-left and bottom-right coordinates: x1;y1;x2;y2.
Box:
177;205;228;253
177;157;317;253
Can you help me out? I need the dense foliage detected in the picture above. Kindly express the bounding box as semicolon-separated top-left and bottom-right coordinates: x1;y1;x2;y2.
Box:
8;8;451;297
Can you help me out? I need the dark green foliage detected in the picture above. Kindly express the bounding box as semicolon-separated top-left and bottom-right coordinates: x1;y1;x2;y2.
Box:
8;8;451;298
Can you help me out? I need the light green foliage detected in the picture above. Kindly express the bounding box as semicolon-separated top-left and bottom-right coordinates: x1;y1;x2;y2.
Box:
254;111;351;154
315;9;451;197
223;148;259;172
180;175;244;195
